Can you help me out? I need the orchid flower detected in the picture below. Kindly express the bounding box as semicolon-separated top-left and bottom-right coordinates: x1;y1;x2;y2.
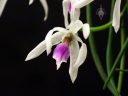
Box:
29;0;48;21
25;20;90;83
112;0;121;33
0;0;7;17
63;0;94;27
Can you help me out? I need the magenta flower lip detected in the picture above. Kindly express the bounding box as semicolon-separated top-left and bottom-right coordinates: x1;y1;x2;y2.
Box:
53;43;70;64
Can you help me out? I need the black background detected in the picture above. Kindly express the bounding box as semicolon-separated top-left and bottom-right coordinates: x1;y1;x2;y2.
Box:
0;0;128;96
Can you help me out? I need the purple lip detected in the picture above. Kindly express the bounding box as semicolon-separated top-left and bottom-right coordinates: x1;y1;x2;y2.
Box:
53;43;70;63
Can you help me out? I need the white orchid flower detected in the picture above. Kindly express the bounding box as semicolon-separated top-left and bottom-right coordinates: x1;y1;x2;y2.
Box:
25;20;90;83
0;0;7;17
112;0;121;33
29;0;48;21
63;0;94;27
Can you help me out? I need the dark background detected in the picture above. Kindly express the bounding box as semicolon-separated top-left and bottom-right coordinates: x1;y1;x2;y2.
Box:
0;0;127;96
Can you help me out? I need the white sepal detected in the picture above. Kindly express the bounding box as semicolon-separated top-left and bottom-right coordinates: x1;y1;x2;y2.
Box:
45;27;66;55
70;8;80;22
82;23;90;39
25;31;65;61
52;31;66;45
74;43;87;68
40;0;48;21
69;43;87;83
112;0;121;33
29;0;34;5
25;41;46;61
0;0;7;17
45;30;55;56
74;0;94;8
63;0;70;28
69;39;79;83
68;20;83;33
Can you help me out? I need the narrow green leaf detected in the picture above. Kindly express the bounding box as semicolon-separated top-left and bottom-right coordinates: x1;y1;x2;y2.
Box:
106;0;115;76
106;0;116;92
103;38;128;89
117;21;126;93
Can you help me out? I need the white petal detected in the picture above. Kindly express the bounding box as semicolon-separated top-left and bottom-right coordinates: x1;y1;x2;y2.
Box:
82;23;90;39
52;31;66;45
112;0;121;33
25;31;65;61
63;0;70;28
0;0;7;17
25;40;46;61
45;27;67;55
70;8;80;22
40;0;48;21
74;43;87;68
74;0;94;8
69;39;79;83
76;35;83;43
69;66;78;83
68;20;83;33
29;0;34;5
70;0;78;4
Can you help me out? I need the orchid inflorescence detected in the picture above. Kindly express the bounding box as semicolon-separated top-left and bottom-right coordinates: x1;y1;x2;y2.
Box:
0;0;127;95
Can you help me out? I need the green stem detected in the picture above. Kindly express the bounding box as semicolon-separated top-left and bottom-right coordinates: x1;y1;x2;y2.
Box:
86;4;119;96
117;21;125;94
127;0;128;13
106;0;115;75
120;2;127;17
90;22;111;32
103;37;128;89
90;3;127;32
106;0;116;92
116;69;128;72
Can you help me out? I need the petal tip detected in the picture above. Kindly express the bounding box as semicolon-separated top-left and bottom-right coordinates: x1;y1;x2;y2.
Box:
71;78;75;83
112;24;119;33
43;16;47;21
82;23;90;39
56;61;62;70
69;68;78;84
70;74;76;83
25;56;30;61
46;49;51;56
29;0;34;5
